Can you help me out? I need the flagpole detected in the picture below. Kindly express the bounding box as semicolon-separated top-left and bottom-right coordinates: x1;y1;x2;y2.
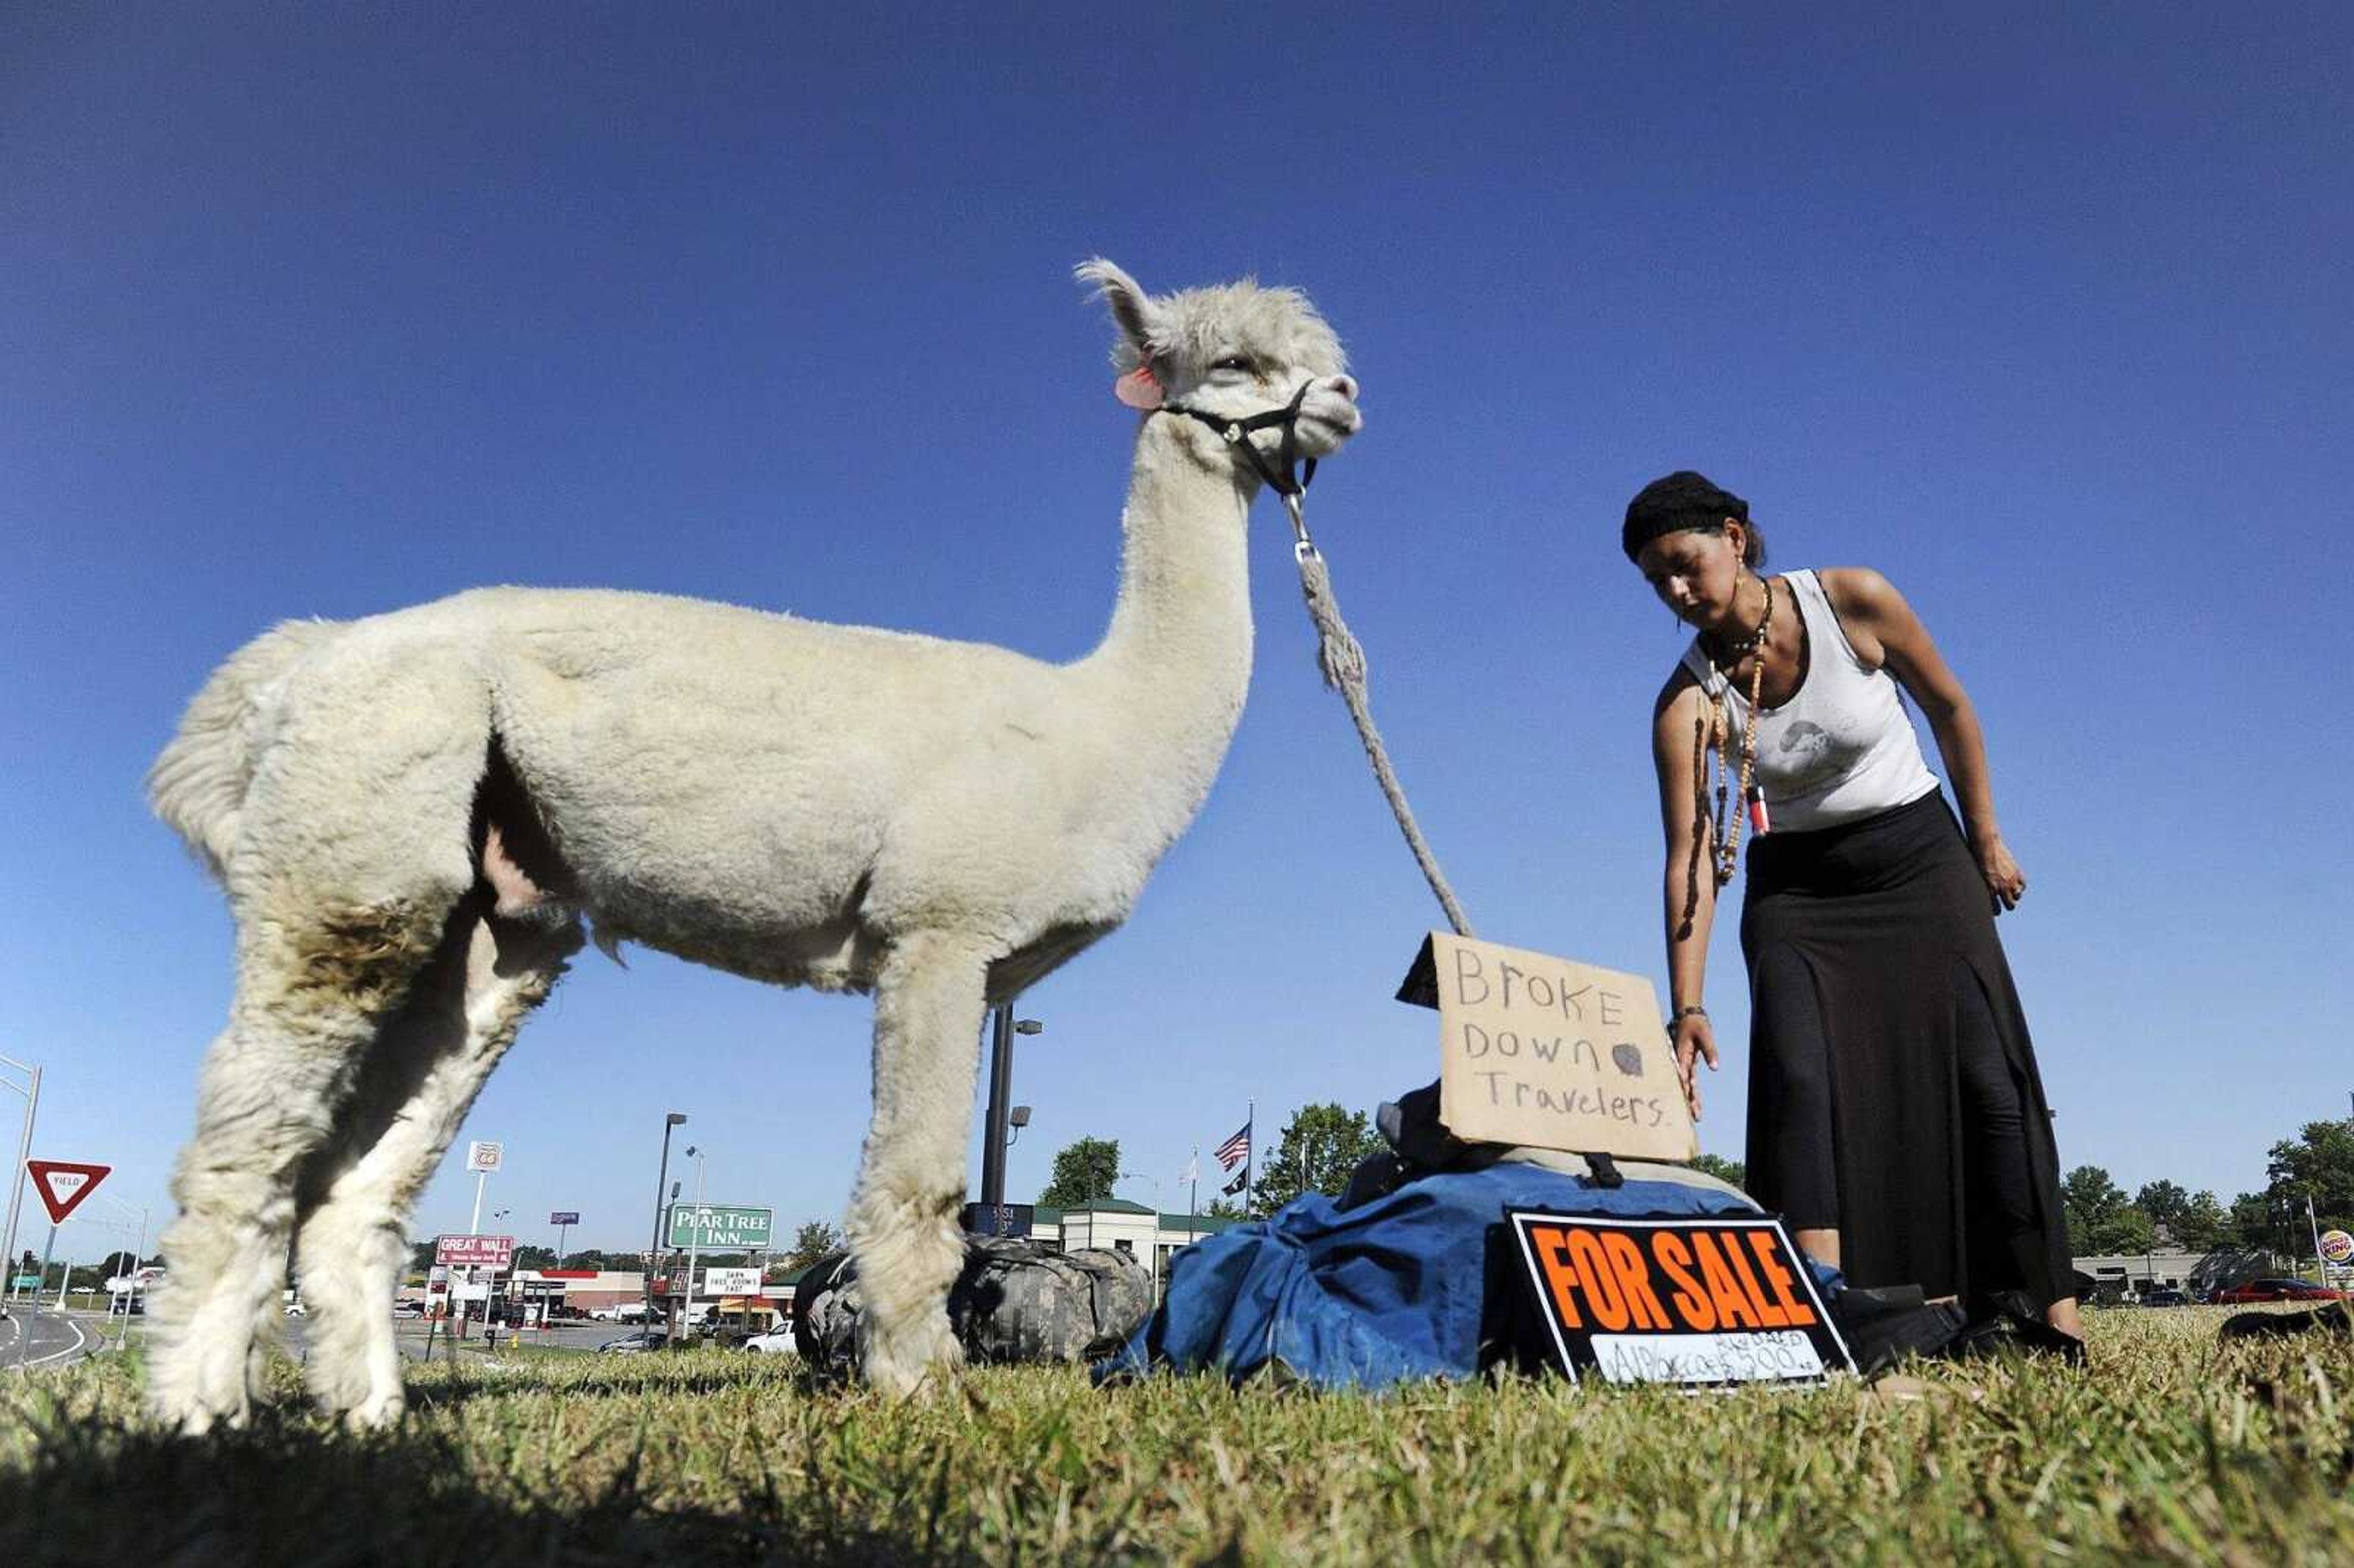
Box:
1244;1098;1255;1214
1188;1146;1198;1248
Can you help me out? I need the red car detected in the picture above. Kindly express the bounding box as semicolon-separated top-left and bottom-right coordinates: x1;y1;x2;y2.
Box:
2212;1278;2349;1304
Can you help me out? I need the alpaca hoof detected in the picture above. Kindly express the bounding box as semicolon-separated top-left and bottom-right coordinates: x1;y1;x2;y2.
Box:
341;1391;406;1433
156;1395;251;1437
860;1311;964;1396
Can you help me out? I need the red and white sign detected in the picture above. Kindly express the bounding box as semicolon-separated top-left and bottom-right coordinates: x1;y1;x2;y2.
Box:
27;1160;111;1225
433;1234;516;1269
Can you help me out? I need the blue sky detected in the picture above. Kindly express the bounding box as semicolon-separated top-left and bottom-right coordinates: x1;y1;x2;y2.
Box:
5;5;2348;1268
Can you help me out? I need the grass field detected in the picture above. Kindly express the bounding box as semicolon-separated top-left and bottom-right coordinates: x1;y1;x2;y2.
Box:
3;1307;2348;1565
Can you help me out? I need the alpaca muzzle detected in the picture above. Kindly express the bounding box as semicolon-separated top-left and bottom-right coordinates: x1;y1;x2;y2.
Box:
1157;378;1335;500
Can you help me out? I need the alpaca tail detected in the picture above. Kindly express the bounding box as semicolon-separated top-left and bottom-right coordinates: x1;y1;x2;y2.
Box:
148;618;346;881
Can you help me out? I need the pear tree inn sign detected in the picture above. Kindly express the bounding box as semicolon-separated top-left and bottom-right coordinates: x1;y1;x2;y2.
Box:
666;1205;773;1250
1398;932;1698;1163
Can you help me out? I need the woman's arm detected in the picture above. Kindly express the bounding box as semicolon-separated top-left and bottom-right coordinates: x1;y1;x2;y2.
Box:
1821;567;2027;911
1653;672;1720;1115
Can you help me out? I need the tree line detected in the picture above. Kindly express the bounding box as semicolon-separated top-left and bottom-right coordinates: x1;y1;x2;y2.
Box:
2061;1117;2353;1258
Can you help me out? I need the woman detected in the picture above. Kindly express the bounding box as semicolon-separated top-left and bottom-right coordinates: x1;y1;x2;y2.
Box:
1626;470;2081;1344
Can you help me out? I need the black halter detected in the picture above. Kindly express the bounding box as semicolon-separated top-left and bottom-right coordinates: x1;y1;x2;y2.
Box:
1158;379;1320;499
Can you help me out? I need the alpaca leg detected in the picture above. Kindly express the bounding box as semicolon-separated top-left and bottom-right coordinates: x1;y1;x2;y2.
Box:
150;894;456;1433
294;906;581;1428
845;931;991;1395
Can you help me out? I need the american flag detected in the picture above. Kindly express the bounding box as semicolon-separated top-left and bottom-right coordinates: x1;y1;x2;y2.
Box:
1214;1121;1251;1171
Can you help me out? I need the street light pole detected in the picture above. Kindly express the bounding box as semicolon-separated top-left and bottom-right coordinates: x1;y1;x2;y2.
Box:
980;1010;1043;1210
682;1146;707;1338
646;1112;687;1329
0;1052;40;1307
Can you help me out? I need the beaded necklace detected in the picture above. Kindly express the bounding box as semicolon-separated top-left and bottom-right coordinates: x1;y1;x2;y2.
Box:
1697;572;1775;885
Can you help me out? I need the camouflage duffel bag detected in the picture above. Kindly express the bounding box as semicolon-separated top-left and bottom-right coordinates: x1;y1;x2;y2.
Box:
794;1236;1153;1372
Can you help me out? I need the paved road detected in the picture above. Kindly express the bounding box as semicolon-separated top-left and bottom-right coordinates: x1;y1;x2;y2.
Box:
0;1306;104;1371
0;1309;726;1377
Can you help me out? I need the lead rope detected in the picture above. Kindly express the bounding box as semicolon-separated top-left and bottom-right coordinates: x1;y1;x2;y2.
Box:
1280;491;1476;940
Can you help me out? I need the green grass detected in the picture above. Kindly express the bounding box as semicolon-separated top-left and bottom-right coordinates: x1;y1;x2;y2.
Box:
3;1308;2348;1564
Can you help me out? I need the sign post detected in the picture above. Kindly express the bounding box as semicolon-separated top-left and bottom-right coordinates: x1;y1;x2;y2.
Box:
12;1160;109;1365
435;1232;513;1341
1;1054;41;1309
462;1143;503;1338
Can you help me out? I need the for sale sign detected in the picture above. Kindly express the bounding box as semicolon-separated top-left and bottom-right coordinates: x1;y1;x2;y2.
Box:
433;1234;515;1269
1509;1212;1850;1387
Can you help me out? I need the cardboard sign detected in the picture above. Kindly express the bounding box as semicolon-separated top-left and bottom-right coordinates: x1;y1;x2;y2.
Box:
1397;934;1696;1160
434;1234;516;1269
27;1160;112;1224
1509;1212;1851;1387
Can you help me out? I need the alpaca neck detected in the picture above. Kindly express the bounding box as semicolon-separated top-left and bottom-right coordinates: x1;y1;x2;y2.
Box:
1091;417;1255;697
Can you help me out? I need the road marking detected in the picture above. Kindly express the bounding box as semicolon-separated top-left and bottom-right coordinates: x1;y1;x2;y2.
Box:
18;1315;90;1370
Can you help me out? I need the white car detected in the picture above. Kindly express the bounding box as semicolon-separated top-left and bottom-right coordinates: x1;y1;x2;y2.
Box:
283;1300;308;1317
741;1329;799;1355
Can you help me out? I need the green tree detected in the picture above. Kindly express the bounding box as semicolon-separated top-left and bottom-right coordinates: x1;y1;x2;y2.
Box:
2227;1190;2287;1255
2061;1166;2157;1253
1039;1137;1122;1210
2172;1190;2230;1252
1250;1105;1384;1216
777;1222;845;1275
2133;1180;2190;1232
1690;1154;1748;1190
1202;1198;1248;1222
2062;1165;2127;1253
2263;1119;2354;1235
511;1244;556;1271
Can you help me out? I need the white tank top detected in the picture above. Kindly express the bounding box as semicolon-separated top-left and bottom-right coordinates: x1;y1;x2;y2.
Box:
1679;569;1940;832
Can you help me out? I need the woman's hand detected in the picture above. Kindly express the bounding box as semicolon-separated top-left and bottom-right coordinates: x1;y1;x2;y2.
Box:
1975;832;2027;913
1672;1011;1718;1121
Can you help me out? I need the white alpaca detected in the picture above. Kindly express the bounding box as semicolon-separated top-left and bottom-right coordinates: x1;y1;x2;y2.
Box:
143;261;1360;1431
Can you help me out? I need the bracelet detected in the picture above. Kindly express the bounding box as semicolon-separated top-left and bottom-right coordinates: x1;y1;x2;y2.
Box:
1673;1005;1708;1021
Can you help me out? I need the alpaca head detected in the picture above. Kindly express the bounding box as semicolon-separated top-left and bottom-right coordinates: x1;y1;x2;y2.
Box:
1076;259;1362;473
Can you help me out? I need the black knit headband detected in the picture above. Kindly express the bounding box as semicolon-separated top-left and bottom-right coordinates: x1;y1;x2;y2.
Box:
1622;470;1749;560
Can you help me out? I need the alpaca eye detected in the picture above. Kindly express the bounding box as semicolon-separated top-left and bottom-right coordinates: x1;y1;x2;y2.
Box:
1211;356;1254;374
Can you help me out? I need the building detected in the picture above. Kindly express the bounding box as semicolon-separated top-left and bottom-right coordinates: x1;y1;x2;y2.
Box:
1019;1200;1240;1282
2070;1247;2272;1301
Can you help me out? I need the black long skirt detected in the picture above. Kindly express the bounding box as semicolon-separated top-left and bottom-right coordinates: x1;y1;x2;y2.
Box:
1739;789;2072;1312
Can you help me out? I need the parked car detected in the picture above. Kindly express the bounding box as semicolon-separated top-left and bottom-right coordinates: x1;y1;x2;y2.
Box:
2138;1288;2189;1307
283;1300;308;1317
391;1300;425;1317
596;1330;669;1354
2213;1278;2348;1304
741;1330;799;1355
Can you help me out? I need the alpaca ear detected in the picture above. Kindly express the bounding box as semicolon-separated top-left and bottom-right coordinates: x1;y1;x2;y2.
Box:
1075;257;1167;362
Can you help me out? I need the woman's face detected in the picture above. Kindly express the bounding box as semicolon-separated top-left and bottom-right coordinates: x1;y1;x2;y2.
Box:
1636;524;1745;630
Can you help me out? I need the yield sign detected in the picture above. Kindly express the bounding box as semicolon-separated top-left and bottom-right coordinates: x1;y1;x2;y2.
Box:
27;1161;112;1225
